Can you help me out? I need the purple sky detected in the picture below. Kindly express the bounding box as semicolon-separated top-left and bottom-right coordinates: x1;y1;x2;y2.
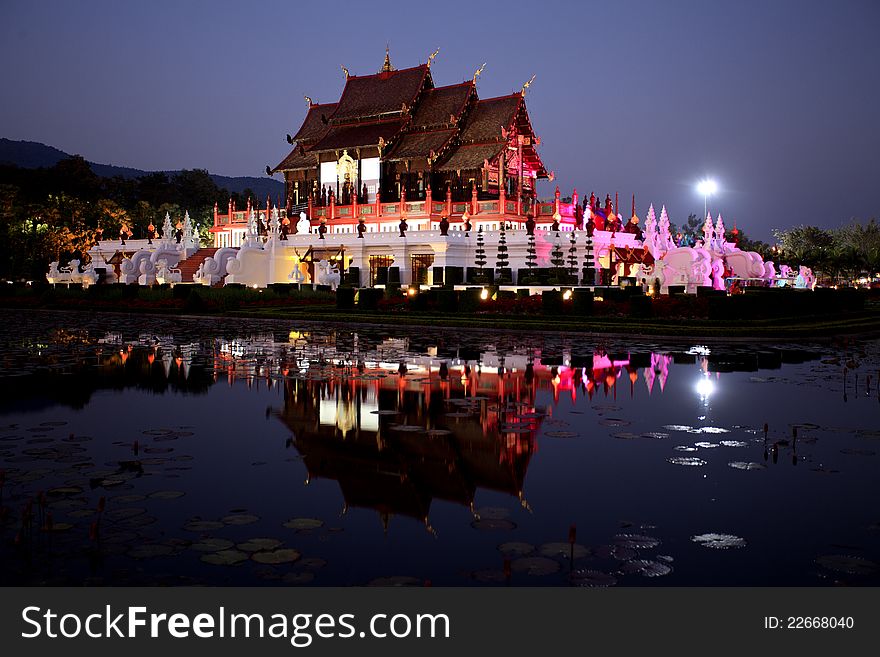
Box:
1;0;877;240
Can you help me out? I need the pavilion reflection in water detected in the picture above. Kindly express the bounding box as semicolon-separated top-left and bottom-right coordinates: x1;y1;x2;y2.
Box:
268;344;675;532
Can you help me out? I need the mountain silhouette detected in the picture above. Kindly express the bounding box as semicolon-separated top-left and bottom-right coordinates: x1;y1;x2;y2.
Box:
0;137;283;199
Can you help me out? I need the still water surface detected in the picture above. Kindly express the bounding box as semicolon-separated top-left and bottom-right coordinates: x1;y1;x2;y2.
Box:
1;310;878;586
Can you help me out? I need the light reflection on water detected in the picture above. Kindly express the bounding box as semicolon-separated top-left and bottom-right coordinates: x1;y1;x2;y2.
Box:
0;310;878;586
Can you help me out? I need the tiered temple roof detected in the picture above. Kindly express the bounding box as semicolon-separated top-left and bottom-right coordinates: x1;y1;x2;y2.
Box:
272;52;546;179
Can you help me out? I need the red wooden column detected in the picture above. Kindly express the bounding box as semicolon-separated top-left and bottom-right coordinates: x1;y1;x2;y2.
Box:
375;189;382;231
555;185;561;217
446;185;452;218
471;182;478;217
330;191;336;221
425;184;433;220
213;202;219;227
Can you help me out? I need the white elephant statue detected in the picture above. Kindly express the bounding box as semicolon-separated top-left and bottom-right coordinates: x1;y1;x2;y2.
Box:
315;259;341;290
763;261;777;283
66;260;83;284
725;250;766;280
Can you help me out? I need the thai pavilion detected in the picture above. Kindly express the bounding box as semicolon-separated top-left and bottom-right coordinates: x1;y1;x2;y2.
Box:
270;48;548;231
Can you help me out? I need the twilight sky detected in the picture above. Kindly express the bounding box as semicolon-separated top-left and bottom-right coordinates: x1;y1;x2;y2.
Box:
1;0;877;240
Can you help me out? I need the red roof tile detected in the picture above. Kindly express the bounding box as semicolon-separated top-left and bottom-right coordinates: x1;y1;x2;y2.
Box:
309;120;405;152
435;143;507;172
385;129;456;160
409;83;473;129
330;65;430;123
292;103;337;143
458;95;522;143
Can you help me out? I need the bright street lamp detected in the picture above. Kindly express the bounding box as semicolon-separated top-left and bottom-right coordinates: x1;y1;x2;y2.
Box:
697;179;717;219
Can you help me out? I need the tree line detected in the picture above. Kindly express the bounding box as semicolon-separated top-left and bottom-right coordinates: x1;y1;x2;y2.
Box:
0;156;257;280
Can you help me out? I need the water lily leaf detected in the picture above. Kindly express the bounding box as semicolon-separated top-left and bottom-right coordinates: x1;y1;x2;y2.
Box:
105;507;146;520
149;490;186;500
237;538;283;553
667;457;707;466
621;559;672;577
252;548;301;565
283;518;323;531
728;461;766;471
183;520;225;532
614;534;660;550
571;569;617;587
498;542;535;557
815;555;878;575
222;514;259;526
691;533;747;549
190;538;235;552
201;549;249;566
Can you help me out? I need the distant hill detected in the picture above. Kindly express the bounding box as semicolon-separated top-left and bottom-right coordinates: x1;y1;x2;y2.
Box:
0;138;284;200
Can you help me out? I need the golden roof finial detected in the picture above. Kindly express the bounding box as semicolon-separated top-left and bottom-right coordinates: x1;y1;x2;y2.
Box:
304;95;312;106
381;45;395;73
472;63;486;85
340;65;349;80
427;47;440;67
521;74;536;94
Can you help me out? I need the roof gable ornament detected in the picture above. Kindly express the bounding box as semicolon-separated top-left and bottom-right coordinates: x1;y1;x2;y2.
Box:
381;46;395;73
304;95;312;107
521;74;536;95
377;136;387;156
427;48;440;68
472;63;486;85
340;65;349;80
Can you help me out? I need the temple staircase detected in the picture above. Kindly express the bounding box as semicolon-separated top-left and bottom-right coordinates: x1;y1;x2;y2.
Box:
176;247;218;283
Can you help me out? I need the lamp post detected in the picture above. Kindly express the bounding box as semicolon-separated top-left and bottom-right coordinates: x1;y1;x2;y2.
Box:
697;179;717;219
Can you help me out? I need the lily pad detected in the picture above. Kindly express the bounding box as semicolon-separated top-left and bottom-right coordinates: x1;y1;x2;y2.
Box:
283;518;323;531
728;461;766;471
252;548;301;565
282;572;315;584
621;559;673;577
510;556;560;576
149;490;186;500
614;534;660;550
190;538;235;552
815;555;878;575
571;569;617;587
222;514;259;526
667;457;707;466
237;538;283;553
183;520;225;532
691;533;747;549
497;542;535;557
201;549;249;566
